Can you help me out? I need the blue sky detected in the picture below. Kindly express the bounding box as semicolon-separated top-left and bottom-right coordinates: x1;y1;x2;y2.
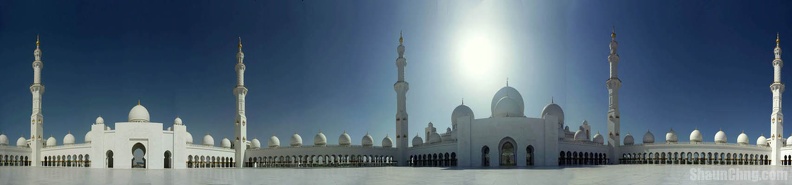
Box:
1;1;792;146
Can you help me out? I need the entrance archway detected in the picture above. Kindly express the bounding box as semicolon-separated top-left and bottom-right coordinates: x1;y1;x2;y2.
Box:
481;146;490;167
499;137;516;166
526;145;534;166
106;150;114;168
131;143;146;168
164;151;172;169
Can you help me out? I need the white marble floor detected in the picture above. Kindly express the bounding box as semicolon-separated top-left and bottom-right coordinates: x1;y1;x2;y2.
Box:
2;165;792;185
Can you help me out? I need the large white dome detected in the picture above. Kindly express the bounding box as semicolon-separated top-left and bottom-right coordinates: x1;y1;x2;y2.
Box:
251;138;261;149
787;135;792;147
643;131;655;144
314;132;327;146
291;133;303;147
339;131;351;146
128;103;150;122
451;104;474;128
593;132;604;144
221;138;231;148
491;86;524;117
541;103;565;127
203;134;214;146
623;133;634;145
0;134;7;145
689;129;702;143
16;136;26;147
185;132;193;144
429;132;442;144
412;134;423;147
46;136;56;147
63;132;75;145
382;135;393;148
493;96;523;117
715;130;728;144
362;133;374;147
574;130;586;141
268;135;280;148
757;135;767;146
95;116;104;125
84;131;92;143
665;129;678;143
174;117;183;125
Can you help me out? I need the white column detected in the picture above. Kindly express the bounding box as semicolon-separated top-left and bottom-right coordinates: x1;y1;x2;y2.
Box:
234;38;248;168
771;34;784;165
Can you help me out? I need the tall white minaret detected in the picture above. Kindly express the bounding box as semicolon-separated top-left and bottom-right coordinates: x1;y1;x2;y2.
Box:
770;33;784;165
30;35;45;166
606;28;622;164
233;37;248;168
394;32;410;166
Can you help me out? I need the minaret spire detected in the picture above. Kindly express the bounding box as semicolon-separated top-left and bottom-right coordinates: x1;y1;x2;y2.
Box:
770;33;785;165
394;31;410;166
233;38;249;168
606;27;622;164
29;35;45;166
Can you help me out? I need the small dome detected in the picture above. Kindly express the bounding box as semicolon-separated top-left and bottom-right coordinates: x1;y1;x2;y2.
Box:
541;103;565;127
268;135;280;148
174;117;183;125
128;103;151;122
221;138;231;148
757;135;767;146
63;132;75;145
0;134;7;145
412;134;423;147
46;136;56;147
574;130;586;141
737;132;748;145
16;136;26;147
451;104;474;127
624;133;634;145
787;135;792;146
491;86;525;117
185;132;193;144
493;96;523;117
314;132;327;146
95;116;104;125
362;133;374;147
643;131;655;144
203;134;214;146
665;129;678;143
291;133;303;147
339;131;351;146
84;131;92;143
382;135;393;148
429;132;442;144
689;129;702;143
715;130;728;144
593;132;604;144
251;138;261;149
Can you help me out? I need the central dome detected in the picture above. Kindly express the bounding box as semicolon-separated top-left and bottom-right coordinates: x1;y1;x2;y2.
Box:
493;96;524;117
541;103;565;127
128;102;150;122
491;86;524;117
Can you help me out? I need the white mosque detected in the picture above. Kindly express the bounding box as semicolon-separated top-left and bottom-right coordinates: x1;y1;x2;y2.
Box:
0;30;791;169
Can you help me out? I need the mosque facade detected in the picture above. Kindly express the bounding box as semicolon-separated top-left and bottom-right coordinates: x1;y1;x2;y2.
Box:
0;31;791;169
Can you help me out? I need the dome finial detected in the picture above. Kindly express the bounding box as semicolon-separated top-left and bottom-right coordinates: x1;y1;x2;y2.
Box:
777;33;781;46
461;98;464;105
36;34;40;47
506;77;509;86
238;36;243;51
399;31;403;45
137;99;141;105
611;26;616;39
551;96;554;104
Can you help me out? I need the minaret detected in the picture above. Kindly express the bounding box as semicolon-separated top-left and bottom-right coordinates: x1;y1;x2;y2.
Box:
770;33;784;165
606;28;621;164
394;32;410;166
30;35;45;166
233;37;248;168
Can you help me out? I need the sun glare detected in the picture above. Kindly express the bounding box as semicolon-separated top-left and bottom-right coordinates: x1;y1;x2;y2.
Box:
455;29;505;86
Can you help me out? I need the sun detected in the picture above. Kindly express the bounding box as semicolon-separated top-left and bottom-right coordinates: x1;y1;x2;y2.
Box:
455;29;504;84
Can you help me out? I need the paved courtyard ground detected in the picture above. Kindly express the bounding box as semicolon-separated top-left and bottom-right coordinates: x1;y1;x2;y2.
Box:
2;165;792;184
